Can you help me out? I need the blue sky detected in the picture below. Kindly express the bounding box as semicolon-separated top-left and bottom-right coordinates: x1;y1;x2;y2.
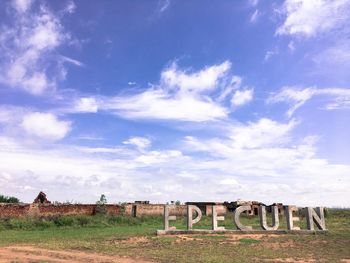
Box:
0;0;349;206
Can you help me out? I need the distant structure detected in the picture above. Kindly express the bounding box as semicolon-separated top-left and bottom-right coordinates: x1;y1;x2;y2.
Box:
232;200;266;216
33;191;51;204
185;202;220;215
134;201;150;204
267;202;284;216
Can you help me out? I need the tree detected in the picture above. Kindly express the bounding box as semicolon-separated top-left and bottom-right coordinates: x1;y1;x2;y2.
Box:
94;194;107;215
0;194;20;203
96;194;107;205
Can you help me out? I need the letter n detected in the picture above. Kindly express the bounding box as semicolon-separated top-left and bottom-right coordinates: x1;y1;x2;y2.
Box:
306;207;326;230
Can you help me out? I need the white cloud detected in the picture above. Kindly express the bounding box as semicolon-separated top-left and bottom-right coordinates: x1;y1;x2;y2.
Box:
0;106;72;142
324;98;350;110
184;118;296;150
71;61;243;122
264;49;278;62
160;61;231;94
22;72;49;95
135;150;183;165
0;106;23;124
158;0;170;13
312;40;350;73
288;41;295;52
0;1;76;95
250;9;259;23
28;15;62;50
181;119;350;206
21;112;71;141
64;1;76;14
217;75;242;102
12;0;32;13
0;135;190;203
268;86;350;116
74;97;98;113
276;0;350;37
123;137;152;151
268;86;315;116
231;89;253;107
103;89;228;122
248;0;259;7
229;118;296;148
61;55;84;67
0;116;349;206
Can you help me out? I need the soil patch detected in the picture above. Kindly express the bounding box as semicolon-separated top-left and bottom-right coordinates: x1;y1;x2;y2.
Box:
0;245;155;263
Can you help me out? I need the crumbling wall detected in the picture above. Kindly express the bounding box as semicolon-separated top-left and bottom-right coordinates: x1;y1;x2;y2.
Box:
124;204;187;217
0;203;120;218
36;204;120;217
171;205;187;216
1;203;231;218
205;205;227;216
0;204;31;218
33;191;51;204
135;204;164;216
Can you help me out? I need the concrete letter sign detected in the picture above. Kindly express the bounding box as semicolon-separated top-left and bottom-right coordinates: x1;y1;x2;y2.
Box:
157;204;328;235
286;205;300;230
187;205;202;230
306;207;326;231
259;205;279;230
164;205;176;231
212;205;225;231
234;205;253;231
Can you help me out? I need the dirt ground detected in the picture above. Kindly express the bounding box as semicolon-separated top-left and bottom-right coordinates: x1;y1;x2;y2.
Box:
0;245;155;263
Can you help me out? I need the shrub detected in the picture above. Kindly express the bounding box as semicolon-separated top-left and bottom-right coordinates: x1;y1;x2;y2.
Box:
95;194;108;215
33;219;54;229
5;218;54;230
76;216;91;226
0;194;20;203
52;216;75;227
118;202;127;216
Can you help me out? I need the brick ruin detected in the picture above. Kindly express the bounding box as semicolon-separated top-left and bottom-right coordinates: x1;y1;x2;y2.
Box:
33;191;51;204
0;192;285;219
0;203;121;218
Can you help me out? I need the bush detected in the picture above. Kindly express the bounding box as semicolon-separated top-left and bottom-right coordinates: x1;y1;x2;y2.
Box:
7;218;30;229
76;216;91;226
94;205;107;215
33;219;54;229
94;194;107;215
0;214;165;230
0;194;20;203
4;218;55;230
52;216;75;227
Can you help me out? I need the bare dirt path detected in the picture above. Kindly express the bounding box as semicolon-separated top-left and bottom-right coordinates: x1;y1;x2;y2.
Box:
0;245;155;263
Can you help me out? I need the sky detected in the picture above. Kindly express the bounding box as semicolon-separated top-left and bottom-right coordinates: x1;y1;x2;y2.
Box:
0;0;349;207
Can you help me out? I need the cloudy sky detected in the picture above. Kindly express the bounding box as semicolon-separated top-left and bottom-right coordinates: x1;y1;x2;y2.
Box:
0;0;349;206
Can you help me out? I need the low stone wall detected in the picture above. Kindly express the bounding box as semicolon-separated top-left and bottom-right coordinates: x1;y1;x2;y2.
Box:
124;204;187;217
0;203;121;218
0;204;30;218
0;203;227;218
205;205;227;216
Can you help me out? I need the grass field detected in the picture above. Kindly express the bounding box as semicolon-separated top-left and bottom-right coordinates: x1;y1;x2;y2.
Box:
0;209;349;262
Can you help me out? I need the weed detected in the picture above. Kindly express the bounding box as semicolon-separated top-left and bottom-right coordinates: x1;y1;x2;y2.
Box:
239;238;260;244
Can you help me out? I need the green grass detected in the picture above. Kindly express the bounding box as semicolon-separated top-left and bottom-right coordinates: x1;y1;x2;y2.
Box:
0;209;349;262
239;238;260;243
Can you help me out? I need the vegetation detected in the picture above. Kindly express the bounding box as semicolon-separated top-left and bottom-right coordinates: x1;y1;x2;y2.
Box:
94;194;108;215
0;209;349;262
0;194;20;203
